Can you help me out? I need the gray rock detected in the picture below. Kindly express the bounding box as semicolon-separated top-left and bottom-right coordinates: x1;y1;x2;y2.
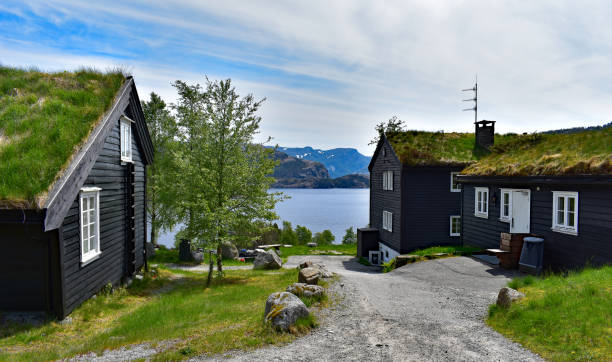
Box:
221;242;239;260
264;292;309;331
191;250;203;264
496;287;525;308
286;283;325;298
253;250;282;270
255;248;266;255
59;316;73;325
307;242;317;247
313;263;333;278
299;267;321;285
299;260;313;269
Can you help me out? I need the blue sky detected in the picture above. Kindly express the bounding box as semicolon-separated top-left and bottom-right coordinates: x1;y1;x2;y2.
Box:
2;1;612;155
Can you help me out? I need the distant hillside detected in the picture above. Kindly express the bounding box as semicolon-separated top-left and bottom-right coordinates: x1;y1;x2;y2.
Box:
272;146;371;178
271;150;369;188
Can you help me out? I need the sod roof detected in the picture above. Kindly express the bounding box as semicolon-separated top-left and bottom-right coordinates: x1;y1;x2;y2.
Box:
0;66;126;207
462;126;612;177
385;131;483;166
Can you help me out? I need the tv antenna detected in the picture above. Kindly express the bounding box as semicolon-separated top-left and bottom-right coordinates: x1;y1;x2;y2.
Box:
462;75;477;123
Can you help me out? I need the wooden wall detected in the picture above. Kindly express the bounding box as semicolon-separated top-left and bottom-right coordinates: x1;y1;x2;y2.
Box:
369;139;402;252
462;183;612;269
59;116;146;316
401;166;463;252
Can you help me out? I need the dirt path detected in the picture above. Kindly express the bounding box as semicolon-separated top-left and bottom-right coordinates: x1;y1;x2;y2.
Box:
200;255;542;361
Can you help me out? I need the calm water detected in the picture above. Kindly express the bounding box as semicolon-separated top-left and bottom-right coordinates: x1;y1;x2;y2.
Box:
155;188;369;247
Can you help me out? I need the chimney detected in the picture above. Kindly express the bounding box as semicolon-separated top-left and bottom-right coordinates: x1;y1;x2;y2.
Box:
475;120;495;148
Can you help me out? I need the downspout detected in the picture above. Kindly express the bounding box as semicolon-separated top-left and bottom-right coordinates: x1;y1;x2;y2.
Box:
460;181;464;247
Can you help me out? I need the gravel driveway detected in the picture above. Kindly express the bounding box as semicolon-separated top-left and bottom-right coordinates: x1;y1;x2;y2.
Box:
202;255;541;361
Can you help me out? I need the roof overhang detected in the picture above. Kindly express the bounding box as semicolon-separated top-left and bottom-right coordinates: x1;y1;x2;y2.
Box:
457;174;612;186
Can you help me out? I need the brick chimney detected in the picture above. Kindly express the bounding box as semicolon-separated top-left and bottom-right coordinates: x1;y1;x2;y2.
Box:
475;120;495;148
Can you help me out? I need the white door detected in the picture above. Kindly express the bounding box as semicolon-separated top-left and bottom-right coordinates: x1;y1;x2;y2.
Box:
511;190;530;233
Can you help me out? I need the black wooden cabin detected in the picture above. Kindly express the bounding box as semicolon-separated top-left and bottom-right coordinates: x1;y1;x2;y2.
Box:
0;75;153;319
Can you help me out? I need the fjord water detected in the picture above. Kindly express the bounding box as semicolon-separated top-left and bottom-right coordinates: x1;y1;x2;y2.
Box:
155;188;369;247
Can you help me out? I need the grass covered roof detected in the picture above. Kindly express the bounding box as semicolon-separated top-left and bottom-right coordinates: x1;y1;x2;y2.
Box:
462;126;612;177
0;66;126;207
385;131;483;166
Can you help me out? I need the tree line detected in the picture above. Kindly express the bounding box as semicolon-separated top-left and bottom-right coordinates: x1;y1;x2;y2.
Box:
261;221;357;246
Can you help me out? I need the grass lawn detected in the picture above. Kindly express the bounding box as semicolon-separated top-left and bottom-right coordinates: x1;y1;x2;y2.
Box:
0;266;318;361
487;266;612;361
279;244;356;262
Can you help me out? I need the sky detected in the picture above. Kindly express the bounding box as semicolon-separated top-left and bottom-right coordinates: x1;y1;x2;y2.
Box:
2;1;612;155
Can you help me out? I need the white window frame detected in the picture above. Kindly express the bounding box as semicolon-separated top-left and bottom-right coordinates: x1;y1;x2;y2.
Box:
382;170;394;191
474;187;489;218
382;210;393;232
120;116;133;163
499;188;512;222
450;215;461;236
450;172;461;192
79;187;102;264
552;191;578;235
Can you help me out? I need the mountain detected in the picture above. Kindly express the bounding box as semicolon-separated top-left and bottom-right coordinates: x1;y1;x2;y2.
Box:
273;146;371;178
271;150;369;188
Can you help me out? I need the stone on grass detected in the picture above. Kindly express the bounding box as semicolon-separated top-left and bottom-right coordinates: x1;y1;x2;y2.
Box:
298;267;321;285
307;242;317;247
496;287;525;308
221;241;239;260
299;260;313;269
286;283;325;298
253;250;282;270
313;263;333;278
264;292;309;331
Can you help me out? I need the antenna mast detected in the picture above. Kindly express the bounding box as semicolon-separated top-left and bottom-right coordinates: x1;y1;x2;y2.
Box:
462;75;477;123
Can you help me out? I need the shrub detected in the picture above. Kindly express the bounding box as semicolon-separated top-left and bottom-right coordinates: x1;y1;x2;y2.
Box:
295;225;312;245
279;221;298;245
342;227;357;244
313;230;334;245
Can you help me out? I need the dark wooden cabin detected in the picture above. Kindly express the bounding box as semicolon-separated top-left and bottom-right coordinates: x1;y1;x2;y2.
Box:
363;126;492;263
0;68;153;318
458;126;612;270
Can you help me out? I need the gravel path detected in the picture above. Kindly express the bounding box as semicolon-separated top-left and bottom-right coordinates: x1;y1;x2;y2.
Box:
201;255;541;362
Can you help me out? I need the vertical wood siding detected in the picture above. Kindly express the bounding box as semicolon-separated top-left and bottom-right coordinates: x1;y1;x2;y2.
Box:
401;166;463;252
462;183;612;269
369;139;402;251
59;116;147;315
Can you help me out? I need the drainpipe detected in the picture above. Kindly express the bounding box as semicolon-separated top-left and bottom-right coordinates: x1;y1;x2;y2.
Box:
460;182;464;247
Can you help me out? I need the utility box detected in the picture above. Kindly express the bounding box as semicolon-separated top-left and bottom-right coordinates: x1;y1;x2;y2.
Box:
519;237;544;275
357;228;379;259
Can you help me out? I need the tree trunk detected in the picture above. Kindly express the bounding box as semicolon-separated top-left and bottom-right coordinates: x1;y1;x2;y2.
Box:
206;250;214;287
217;244;223;275
150;214;157;246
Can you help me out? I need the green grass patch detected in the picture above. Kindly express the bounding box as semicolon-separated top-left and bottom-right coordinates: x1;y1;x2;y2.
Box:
382;245;481;273
279;244;356;262
487;265;612;361
0;66;126;206
0;266;316;361
358;257;372;266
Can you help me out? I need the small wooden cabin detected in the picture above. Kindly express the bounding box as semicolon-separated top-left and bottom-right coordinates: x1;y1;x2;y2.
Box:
364;124;494;262
0;68;153;318
457;126;612;269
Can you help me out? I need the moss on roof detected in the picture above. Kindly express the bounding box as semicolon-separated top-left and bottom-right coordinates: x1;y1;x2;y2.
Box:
385;131;484;166
0;66;126;207
462;127;612;176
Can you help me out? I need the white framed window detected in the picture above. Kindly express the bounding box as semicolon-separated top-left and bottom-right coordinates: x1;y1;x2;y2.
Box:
450;172;461;192
382;171;394;190
552;191;578;235
450;215;461;236
500;189;512;222
474;187;489;218
120;117;132;162
80;187;102;264
382;210;393;232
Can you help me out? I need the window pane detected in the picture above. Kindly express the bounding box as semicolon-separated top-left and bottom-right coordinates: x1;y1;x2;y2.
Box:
483;193;488;213
90;223;95;238
83;227;89;252
92;234;98;252
568;197;575;212
83;210;88;225
82;197;88;210
557;196;564;213
90;234;96;252
557;210;565;225
89;209;95;223
568;211;575;227
503;204;509;217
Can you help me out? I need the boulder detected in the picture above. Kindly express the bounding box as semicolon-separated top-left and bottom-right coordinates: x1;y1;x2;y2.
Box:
286;283;325;298
253;250;282;270
313;263;333;278
298;267;321;285
255;248;266;255
299;260;313;269
307;242;317;247
221;242;239;260
264;292;309;331
496;287;525;308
